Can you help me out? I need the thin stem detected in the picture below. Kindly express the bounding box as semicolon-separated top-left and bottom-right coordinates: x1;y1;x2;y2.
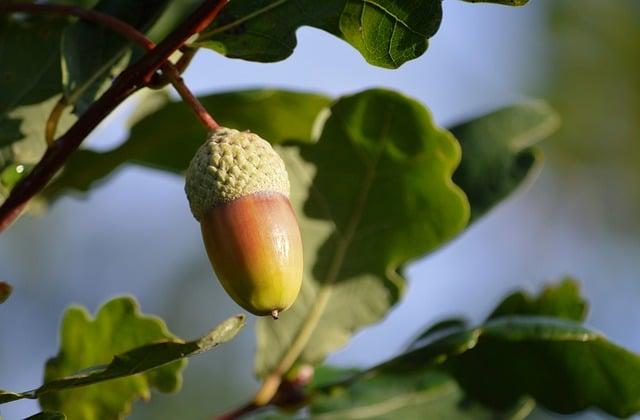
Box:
0;0;229;232
162;65;219;130
45;97;68;146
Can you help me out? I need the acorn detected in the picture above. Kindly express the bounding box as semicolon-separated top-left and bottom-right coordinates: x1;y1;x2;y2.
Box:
185;127;303;318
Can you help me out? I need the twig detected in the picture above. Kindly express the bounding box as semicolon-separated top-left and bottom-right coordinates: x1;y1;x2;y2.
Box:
0;0;228;232
162;64;219;130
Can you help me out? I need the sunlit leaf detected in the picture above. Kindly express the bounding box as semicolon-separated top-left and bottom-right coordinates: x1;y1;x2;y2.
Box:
0;16;76;200
255;89;470;376
196;0;443;69
27;297;244;419
489;277;587;322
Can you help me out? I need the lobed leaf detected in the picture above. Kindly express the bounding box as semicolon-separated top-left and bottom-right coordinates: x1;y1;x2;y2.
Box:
488;277;588;322
310;280;640;418
0;297;245;420
312;317;640;418
255;89;470;376
444;316;640;417
195;0;443;69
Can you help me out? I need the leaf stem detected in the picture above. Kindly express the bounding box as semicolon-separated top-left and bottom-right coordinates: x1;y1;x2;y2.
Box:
45;97;69;146
0;0;228;231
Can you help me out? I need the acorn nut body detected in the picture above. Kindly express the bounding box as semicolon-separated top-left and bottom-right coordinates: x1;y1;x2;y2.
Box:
185;128;303;317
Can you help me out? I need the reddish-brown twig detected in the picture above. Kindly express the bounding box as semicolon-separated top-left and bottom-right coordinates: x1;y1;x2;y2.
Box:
0;0;228;232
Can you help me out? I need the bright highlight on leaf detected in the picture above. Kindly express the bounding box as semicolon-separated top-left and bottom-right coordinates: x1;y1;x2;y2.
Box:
196;0;442;69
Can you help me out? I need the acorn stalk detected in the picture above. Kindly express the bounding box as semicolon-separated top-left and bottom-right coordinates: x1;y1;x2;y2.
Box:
185;128;303;317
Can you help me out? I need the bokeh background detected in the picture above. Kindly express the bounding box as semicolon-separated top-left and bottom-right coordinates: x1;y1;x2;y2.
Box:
1;0;639;418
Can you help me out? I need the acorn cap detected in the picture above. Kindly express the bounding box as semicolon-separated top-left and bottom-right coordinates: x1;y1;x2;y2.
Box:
185;127;290;221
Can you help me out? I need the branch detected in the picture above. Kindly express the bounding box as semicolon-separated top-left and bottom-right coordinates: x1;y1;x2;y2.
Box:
0;0;228;232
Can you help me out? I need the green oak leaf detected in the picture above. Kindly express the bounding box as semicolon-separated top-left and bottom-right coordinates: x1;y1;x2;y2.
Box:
315;316;640;418
0;310;243;409
61;0;169;115
311;367;533;419
255;89;470;377
312;278;639;419
0;16;76;199
451;101;560;221
411;278;586;350
38;296;184;418
195;0;443;69
444;317;640;417
43;89;331;200
489;277;588;322
32;297;243;419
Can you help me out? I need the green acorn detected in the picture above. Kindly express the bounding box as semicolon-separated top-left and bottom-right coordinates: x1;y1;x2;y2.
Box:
185;128;303;318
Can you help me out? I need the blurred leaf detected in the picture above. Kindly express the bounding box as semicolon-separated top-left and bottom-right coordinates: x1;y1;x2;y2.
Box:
0;389;22;404
255;89;470;377
196;0;443;69
451;101;560;221
146;0;201;42
545;1;640;233
30;297;244;419
43;89;330;201
25;412;66;420
0;281;12;304
315;316;640;418
61;0;169;114
312;368;532;419
408;318;468;350
489;277;588;322
443;317;640;417
0;16;76;198
52;0;99;7
411;278;587;350
1;310;244;405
